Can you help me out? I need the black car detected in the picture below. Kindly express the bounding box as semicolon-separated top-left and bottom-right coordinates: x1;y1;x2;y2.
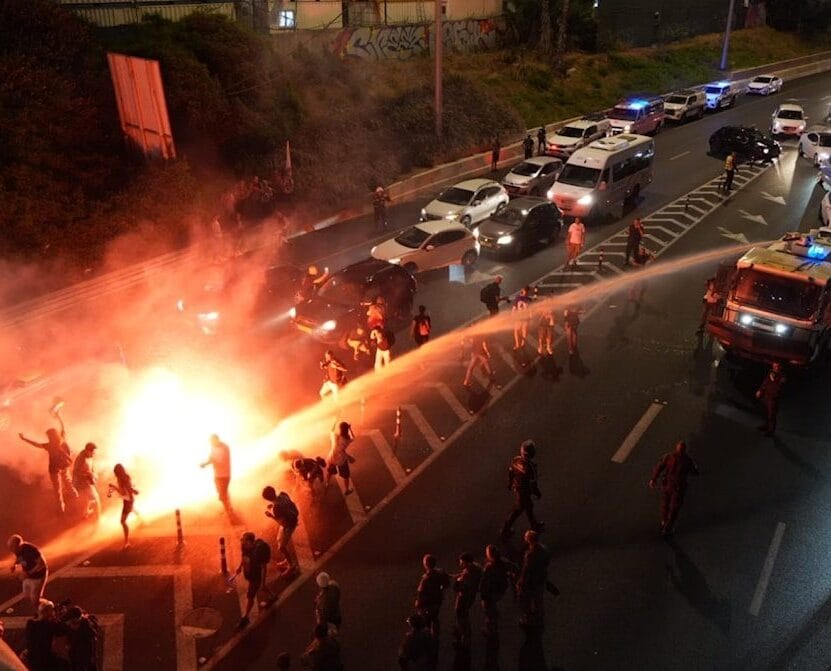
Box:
474;198;562;258
291;258;416;343
708;126;781;162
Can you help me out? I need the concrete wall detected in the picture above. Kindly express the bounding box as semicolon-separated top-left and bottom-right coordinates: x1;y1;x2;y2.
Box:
268;0;343;29
446;0;501;20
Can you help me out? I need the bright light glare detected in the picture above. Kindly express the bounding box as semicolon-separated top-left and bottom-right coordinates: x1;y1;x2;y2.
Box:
321;319;337;331
775;323;789;335
577;194;594;206
740;313;753;325
497;235;514;245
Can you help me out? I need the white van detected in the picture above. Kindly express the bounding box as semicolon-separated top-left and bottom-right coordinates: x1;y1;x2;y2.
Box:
547;134;655;220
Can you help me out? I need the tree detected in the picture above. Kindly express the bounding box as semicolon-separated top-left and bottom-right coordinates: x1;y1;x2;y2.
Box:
539;0;552;55
555;0;570;71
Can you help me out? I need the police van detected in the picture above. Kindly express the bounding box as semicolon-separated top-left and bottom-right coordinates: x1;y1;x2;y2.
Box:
547;134;655;221
606;96;665;135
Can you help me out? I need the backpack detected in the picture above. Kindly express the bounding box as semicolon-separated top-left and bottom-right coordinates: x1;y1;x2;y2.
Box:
253;538;272;565
275;492;299;528
416;316;431;337
480;285;491;303
385;329;396;347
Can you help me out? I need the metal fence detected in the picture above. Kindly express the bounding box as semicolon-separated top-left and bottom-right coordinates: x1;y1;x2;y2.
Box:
58;0;236;28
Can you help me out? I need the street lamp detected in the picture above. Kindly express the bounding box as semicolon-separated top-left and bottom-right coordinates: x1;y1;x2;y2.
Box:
434;0;443;139
719;0;737;71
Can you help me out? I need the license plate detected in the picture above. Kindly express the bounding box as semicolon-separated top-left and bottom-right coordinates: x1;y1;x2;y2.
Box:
296;323;313;333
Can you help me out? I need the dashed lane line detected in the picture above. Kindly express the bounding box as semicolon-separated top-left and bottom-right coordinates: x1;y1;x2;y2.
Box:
750;522;786;617
670;150;691;161
611;401;667;463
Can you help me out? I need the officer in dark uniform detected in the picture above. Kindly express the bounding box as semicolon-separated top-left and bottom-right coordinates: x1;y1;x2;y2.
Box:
480;275;508;316
756;361;785;436
414;554;451;639
516;530;550;630
536;127;547;155
501;440;544;537
523;134;534;159
648;440;699;536
452;552;482;649
373;186;391;232
479;544;517;644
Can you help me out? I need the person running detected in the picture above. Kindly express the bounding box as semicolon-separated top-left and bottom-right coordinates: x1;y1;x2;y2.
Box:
200;434;233;517
319;350;348;400
415;554;451;639
512;286;533;350
501;440;544;537
462;335;496;389
314;572;342;630
412;305;432;347
479;544;517;643
479;276;508;316
19;416;76;514
7;535;48;608
107;464;138;549
756;362;786;437
563;305;582;355
71;442;100;520
624;218;644;266
263;487;300;576
452;553;482;649
566;217;586;268
373;186;391;232
698;278;720;333
536;307;556;356
232;532;269;628
648;440;699;536
292;457;326;498
370;326;393;372
326;421;356;494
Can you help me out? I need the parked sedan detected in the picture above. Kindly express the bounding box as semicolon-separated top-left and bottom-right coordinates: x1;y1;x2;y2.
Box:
771;103;807;137
798;125;831;165
371;221;479;273
708;126;781;162
501;157;563;197
747;74;783;96
474;198;562;258
420;178;509;228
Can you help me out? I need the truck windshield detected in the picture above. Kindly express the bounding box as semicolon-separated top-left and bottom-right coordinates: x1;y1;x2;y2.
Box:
557;126;585;138
733;268;822;320
666;96;687;105
557;165;601;189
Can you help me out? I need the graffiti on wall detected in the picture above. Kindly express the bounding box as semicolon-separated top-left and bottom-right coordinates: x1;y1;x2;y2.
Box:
332;18;506;61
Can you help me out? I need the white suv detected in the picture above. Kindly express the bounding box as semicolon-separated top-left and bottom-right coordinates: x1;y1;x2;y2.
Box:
663;89;706;123
771;103;807;137
546;118;611;158
420;179;509;228
704;81;739;111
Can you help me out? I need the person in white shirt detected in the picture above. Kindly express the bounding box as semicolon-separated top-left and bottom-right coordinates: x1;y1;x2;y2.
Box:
72;442;101;520
201;434;233;516
566;218;586;268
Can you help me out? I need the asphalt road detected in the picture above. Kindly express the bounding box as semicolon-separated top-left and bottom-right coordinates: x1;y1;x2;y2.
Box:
2;70;831;671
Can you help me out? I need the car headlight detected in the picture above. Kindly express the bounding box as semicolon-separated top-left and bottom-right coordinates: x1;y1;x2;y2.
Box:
387;257;401;265
763;148;770;154
774;323;789;336
577;194;594;206
198;311;219;322
497;235;514;245
321;319;337;332
472;228;480;239
420;208;427;218
624;124;632;132
546;188;555;199
289;307;297;319
445;212;460;220
370;245;377;254
739;313;753;326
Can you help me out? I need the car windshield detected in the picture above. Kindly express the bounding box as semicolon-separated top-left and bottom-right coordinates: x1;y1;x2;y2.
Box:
317;274;364;306
438;187;473;206
557;164;601;189
753;76;773;84
394;226;432;249
490;206;527;228
510;162;541;177
819;134;831;147
705;86;726;95
609;107;638;121
733;268;822;320
777;109;803;120
557;126;585;138
666;96;687;104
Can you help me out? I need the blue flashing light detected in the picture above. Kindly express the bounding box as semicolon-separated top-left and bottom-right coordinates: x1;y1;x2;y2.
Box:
627;99;648;110
807;244;829;260
716;81;730;87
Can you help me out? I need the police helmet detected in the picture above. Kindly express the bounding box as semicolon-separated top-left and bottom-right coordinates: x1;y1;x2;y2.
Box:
520;440;536;458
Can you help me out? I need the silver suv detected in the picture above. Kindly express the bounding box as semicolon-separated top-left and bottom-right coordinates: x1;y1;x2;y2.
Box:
664;89;706;123
546;118;611;158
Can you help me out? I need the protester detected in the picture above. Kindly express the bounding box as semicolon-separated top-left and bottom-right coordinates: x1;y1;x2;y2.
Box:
232;532;270;628
298;266;329;302
479;276;508;316
7;535;48;608
536;307;556;356
23;599;66;671
501;440;544;537
370;325;393;372
624;218;645;266
300;623;342;671
345;326;371;362
107;464;138;549
523;134;534;160
723;151;737;191
398;613;438;671
414;554;451;638
293;457;327;498
512;286;533;350
60;605;99;671
648;440;700;536
411;305;432;347
200;434;233;516
19;415;76;514
452;553;482;649
756;362;786;437
366;296;387;330
319;350;348;400
263;487;300;576
71;443;100;520
314;572;342;630
566;217;586;268
563;305;582;356
373;186;391;232
462;335;496;389
326;421;356;495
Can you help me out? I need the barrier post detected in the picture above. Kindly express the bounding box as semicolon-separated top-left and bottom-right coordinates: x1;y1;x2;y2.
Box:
219;537;228;575
175;509;185;547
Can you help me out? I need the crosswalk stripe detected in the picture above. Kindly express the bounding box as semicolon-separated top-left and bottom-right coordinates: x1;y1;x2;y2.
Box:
368;429;407;484
335;474;367;523
403;404;442;451
431;383;471;421
292;520;316;572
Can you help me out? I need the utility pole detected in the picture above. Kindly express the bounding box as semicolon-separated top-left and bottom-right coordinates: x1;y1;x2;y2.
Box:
434;0;443;139
719;0;737;71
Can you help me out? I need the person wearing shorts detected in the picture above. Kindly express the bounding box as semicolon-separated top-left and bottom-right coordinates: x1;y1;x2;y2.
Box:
107;464;138;549
326;421;355;494
7;534;48;608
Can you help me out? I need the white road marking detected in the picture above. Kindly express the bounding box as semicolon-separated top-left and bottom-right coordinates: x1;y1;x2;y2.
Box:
3;613;125;671
611;401;666;463
718;227;750;244
669;150;691;161
750;522;786;617
431;383;471;422
335;473;367;523
368;429;407;484
404;404;443;451
292;519;316;572
738;210;769;225
760;191;786;205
